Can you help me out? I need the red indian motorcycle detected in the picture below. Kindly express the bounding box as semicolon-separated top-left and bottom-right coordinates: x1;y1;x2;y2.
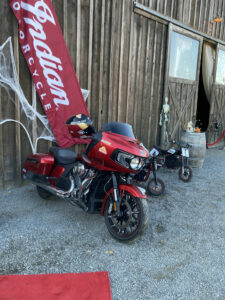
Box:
22;115;149;242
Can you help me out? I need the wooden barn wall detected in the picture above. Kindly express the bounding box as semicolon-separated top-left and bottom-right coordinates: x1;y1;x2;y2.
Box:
0;0;225;189
146;0;225;41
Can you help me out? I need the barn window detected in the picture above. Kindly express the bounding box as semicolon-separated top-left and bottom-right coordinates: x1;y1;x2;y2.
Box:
169;31;199;81
216;49;225;85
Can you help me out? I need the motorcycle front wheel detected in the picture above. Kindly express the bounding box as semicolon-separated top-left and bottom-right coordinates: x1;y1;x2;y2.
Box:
104;191;149;242
178;166;192;182
147;178;165;196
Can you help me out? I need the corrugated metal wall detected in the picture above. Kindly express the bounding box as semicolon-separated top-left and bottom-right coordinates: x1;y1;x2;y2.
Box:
1;0;225;189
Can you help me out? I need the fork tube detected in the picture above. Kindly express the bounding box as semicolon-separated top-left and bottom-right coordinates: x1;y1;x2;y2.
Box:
112;172;120;216
182;155;185;173
153;157;158;184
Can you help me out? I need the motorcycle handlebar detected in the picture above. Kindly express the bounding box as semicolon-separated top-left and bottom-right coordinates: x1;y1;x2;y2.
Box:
170;140;192;149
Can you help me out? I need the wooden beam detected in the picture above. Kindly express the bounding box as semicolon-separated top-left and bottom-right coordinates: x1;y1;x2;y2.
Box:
87;0;94;114
0;87;3;189
76;0;81;80
31;83;37;152
133;1;225;46
63;0;68;45
98;0;105;129
13;24;22;185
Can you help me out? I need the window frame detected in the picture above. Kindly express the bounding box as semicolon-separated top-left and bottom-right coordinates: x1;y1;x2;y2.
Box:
215;44;225;86
167;25;202;84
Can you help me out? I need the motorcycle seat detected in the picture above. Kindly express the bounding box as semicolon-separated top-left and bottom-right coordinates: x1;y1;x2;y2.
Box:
49;147;77;165
153;145;167;155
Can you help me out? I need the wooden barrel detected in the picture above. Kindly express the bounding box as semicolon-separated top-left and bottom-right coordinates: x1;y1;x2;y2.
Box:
180;131;206;168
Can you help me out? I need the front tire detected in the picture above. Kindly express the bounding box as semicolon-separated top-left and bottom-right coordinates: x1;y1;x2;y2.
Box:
147;178;165;196
104;191;149;242
178;166;192;182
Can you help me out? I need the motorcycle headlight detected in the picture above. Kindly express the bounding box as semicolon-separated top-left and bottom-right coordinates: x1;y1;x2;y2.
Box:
130;157;139;170
116;151;143;170
116;152;133;169
130;157;144;170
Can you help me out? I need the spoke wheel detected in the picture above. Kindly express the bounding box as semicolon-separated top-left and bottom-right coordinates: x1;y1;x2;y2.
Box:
147;178;165;196
178;166;192;182
104;191;149;242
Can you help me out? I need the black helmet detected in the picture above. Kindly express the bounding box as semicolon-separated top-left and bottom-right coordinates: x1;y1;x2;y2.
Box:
66;114;95;138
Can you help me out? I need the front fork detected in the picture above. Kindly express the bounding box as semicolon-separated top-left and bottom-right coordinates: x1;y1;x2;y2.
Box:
181;154;188;173
152;157;158;185
112;172;121;216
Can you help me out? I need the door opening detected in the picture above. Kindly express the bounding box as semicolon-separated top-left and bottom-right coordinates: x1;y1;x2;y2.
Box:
196;61;210;132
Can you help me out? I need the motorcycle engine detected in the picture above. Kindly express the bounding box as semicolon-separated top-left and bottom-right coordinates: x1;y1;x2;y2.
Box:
165;155;181;169
73;162;87;178
71;162;96;202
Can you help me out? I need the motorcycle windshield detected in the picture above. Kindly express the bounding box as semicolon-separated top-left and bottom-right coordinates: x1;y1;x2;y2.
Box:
102;122;135;139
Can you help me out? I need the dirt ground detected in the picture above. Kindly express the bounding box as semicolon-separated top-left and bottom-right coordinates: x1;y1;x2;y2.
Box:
0;148;225;300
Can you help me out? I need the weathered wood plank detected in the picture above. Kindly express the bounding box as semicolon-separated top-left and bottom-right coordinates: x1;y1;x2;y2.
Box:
67;0;78;67
219;0;225;41
13;19;22;185
76;0;81;80
101;0;112;126
98;0;106;129
149;21;165;146
126;12;138;126
87;0;94;114
197;0;203;32
108;0;123;123
117;0;132;124
79;0;90;89
0;87;3;189
1;2;16;186
154;23;167;145
90;0;102;127
141;19;154;147
134;13;147;139
63;0;68;45
147;21;157;146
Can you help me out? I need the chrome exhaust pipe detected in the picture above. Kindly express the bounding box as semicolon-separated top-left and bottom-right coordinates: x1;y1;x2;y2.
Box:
35;176;75;198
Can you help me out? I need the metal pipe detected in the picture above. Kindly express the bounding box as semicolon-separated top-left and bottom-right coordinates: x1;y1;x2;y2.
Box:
35;176;75;197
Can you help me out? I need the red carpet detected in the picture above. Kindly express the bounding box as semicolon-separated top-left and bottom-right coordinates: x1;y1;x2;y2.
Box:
0;272;112;300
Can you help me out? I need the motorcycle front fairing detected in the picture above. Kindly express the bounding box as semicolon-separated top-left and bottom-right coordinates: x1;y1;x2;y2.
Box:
85;123;149;173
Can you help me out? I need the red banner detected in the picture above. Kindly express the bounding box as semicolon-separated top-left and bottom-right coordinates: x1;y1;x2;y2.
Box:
10;0;90;148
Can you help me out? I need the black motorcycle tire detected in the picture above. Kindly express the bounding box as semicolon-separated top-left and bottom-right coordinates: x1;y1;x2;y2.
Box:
147;178;165;196
36;186;52;199
104;191;149;242
178;166;192;182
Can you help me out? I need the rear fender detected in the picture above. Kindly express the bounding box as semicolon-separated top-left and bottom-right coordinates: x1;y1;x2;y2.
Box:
100;184;147;215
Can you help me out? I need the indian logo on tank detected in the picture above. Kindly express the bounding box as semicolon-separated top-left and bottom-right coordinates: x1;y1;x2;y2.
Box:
99;146;107;155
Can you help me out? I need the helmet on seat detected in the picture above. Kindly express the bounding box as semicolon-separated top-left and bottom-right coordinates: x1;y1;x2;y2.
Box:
66;114;95;138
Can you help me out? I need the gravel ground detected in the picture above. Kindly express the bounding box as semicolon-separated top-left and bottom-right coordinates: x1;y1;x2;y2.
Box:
0;148;225;300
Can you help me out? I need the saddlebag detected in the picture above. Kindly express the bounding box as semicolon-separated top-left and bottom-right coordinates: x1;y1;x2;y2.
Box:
23;153;55;182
